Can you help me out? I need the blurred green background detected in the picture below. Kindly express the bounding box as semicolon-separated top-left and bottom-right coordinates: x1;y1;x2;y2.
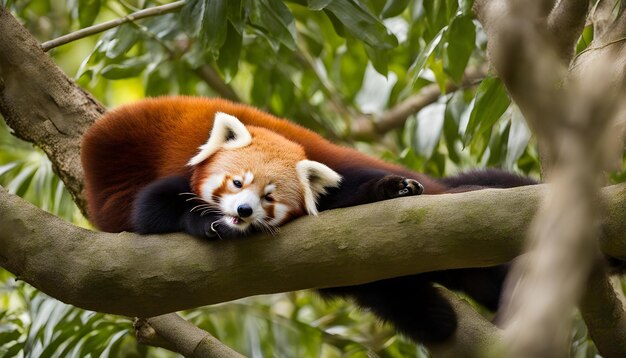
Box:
1;0;624;357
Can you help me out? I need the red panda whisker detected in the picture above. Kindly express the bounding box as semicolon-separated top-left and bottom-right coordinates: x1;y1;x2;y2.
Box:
190;204;212;213
200;208;221;216
210;220;225;240
254;218;279;237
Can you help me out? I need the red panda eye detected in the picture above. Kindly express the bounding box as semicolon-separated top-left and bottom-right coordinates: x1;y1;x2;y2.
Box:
233;180;242;188
264;194;275;202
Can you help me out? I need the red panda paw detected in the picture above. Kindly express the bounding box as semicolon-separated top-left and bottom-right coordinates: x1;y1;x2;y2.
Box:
375;175;424;200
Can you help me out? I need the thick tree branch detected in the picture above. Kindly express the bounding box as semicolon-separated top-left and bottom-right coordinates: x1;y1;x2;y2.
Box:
475;1;626;356
548;0;590;62
580;264;626;358
1;183;625;318
0;7;105;213
425;289;502;358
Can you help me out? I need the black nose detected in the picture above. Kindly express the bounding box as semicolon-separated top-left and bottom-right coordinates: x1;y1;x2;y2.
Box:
237;204;253;218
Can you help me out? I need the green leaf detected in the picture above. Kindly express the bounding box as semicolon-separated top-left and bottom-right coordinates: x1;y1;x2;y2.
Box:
443;91;465;163
78;0;101;28
364;44;389;76
463;77;511;145
324;0;398;50
199;0;229;58
575;25;593;54
0;162;17;178
505;105;532;168
444;14;475;83
180;0;204;36
410;26;447;85
105;24;138;59
218;21;243;81
413;102;446;158
308;0;332;11
381;0;410;18
458;0;474;14
100;59;145;79
249;0;297;51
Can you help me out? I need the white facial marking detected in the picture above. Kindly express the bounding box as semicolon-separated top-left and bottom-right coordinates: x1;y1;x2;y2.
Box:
220;189;264;229
264;184;276;195
270;203;290;226
201;173;225;203
229;175;244;191
243;172;254;185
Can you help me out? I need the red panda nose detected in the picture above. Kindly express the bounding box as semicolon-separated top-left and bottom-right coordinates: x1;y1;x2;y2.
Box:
237;204;253;218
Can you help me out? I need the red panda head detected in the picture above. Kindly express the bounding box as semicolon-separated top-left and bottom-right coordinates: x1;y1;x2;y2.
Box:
188;112;341;237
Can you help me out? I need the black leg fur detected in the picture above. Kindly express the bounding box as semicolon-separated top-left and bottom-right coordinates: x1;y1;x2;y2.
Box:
318;168;424;210
132;176;220;239
318;168;538;345
320;276;457;344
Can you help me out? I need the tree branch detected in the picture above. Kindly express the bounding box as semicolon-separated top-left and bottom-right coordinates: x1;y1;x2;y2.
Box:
350;66;487;141
425;289;502;358
0;6;105;214
1;183;625;318
547;0;590;62
40;1;185;52
194;65;241;103
136;313;246;358
580;263;626;358
475;0;625;356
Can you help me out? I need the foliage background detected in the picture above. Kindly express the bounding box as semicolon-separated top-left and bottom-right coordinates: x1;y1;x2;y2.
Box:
0;0;624;356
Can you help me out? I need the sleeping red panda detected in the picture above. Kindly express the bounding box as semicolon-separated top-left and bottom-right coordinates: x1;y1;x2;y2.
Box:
82;96;537;344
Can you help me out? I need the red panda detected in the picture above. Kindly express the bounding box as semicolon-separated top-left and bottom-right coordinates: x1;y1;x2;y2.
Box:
81;96;537;344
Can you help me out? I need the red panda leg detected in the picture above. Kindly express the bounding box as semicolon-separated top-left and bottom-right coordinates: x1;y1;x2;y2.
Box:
317;168;424;211
319;276;457;344
132;176;222;239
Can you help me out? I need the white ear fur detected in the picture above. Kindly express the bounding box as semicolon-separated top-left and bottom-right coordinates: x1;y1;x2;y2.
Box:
188;112;252;166
296;160;342;215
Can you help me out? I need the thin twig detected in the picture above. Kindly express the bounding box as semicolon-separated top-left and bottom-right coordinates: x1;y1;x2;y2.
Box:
40;0;185;52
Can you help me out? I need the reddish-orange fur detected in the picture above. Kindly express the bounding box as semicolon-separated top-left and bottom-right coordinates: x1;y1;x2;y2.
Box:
81;96;445;232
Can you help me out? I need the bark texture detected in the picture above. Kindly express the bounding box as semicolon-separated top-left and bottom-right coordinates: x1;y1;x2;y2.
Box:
0;7;105;213
1;184;625;318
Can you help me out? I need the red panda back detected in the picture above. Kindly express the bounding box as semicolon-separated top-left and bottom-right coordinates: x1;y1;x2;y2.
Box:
82;96;444;232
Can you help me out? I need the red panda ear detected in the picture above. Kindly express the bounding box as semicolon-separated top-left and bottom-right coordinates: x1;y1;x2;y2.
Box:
188;112;252;166
296;160;342;215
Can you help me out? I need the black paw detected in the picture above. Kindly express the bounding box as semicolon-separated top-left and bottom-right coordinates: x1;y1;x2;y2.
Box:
376;175;424;200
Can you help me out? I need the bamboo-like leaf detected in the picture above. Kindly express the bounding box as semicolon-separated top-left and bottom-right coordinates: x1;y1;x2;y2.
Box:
78;0;101;28
444;14;475;83
410;27;447;85
249;0;297;51
463;77;511;146
323;0;398;50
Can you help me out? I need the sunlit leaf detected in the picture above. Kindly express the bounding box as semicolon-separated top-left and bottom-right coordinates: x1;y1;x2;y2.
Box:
105;24;139;59
410;27;447;85
381;0;410;18
218;21;243;81
100;59;146;79
464;77;510;145
505;105;532;168
323;0;398;50
307;0;332;11
444;14;475;83
413;102;446;158
199;0;229;57
249;0;297;51
78;0;100;28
